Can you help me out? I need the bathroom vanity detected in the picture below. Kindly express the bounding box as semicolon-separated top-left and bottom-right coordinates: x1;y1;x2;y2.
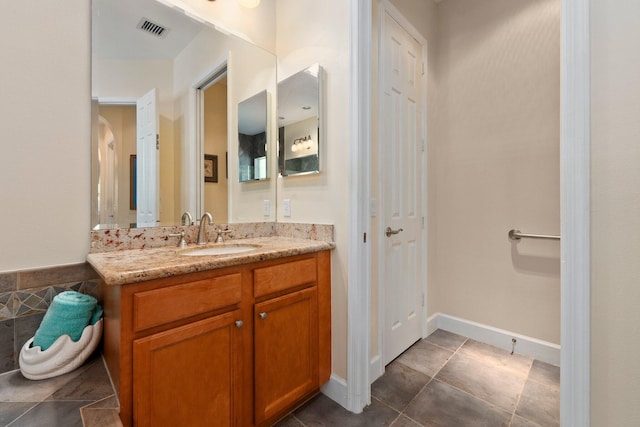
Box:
88;237;332;427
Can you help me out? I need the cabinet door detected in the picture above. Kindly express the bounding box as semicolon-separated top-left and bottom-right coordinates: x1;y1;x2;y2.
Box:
254;287;318;425
133;310;243;427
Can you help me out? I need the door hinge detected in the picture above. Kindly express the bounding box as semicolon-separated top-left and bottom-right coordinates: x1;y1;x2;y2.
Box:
422;62;425;76
156;134;160;150
422;292;425;308
422;217;425;229
363;232;367;243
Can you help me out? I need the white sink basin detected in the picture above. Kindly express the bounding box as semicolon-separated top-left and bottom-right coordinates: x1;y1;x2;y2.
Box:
181;245;259;256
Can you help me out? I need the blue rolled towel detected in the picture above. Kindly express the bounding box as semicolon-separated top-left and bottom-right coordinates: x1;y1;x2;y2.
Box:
32;291;98;351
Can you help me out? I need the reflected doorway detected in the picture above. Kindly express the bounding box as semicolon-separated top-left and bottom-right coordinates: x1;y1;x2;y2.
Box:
95;104;137;228
200;73;229;224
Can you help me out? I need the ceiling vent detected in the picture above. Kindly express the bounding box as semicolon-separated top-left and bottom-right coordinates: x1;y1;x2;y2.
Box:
136;18;169;39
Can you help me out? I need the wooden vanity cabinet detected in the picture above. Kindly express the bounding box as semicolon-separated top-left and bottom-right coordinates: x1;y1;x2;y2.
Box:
254;287;318;425
101;250;331;427
133;309;243;427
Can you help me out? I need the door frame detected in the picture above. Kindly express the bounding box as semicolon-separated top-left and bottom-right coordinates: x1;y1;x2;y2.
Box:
347;0;591;424
375;0;428;377
189;60;229;219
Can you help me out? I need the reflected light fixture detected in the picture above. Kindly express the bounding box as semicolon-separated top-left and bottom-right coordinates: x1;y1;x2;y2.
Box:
291;135;314;153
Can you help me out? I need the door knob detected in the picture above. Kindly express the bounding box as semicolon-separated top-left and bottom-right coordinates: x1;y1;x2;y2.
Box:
259;312;268;320
385;227;403;237
235;320;244;328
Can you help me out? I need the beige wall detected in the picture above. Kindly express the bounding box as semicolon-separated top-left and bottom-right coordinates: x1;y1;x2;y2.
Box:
276;0;351;379
591;0;640;424
204;83;229;223
431;0;561;344
0;0;91;271
98;105;137;226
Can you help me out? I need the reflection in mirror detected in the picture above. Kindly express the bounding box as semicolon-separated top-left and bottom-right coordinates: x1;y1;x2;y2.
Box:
238;91;269;182
278;64;322;177
91;0;277;229
202;74;229;223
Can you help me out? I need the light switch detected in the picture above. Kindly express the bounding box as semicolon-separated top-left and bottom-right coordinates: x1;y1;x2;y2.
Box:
283;199;291;217
263;200;270;216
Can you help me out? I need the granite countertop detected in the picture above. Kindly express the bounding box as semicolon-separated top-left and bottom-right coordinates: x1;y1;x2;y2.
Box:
86;237;335;286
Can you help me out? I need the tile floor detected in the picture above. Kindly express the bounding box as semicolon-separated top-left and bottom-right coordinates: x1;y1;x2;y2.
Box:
275;329;560;427
0;330;559;427
0;352;122;427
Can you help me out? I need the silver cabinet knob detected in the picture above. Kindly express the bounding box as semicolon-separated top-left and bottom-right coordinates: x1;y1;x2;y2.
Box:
235;320;243;328
259;312;267;320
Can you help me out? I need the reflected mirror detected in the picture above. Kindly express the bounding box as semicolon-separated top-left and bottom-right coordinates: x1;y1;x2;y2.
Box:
278;64;322;177
238;90;269;182
91;0;276;230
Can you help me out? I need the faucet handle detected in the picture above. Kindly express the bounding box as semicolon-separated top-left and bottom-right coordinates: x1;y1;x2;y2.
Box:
214;229;232;244
169;231;188;248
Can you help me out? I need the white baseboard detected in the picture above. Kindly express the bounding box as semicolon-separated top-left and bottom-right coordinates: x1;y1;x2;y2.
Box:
428;312;561;366
320;374;348;409
369;354;383;383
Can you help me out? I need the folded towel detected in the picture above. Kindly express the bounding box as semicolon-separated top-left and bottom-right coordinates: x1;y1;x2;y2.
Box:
90;305;103;325
32;291;98;351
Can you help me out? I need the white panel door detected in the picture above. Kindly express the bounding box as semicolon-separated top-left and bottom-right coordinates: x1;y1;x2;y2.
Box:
136;88;159;227
381;10;424;365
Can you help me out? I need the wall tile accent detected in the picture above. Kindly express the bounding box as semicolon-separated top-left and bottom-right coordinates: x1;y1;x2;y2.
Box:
17;263;98;290
0;263;102;375
0;273;17;293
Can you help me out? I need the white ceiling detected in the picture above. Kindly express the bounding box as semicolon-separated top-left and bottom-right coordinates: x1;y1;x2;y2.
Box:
92;0;205;60
278;66;319;128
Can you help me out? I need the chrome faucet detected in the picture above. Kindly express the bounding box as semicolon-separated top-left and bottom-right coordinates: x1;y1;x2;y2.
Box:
197;212;213;245
181;211;194;226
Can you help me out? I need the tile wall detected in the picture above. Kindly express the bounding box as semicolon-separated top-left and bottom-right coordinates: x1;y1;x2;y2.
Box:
0;264;100;374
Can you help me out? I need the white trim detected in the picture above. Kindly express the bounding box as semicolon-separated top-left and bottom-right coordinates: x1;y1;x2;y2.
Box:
369;355;383;384
96;97;137;105
190;60;229;218
560;0;590;425
320;374;349;409
346;0;372;414
429;313;561;366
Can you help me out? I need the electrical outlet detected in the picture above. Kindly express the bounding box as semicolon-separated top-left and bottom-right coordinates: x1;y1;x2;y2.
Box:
263;200;270;216
283;199;291;217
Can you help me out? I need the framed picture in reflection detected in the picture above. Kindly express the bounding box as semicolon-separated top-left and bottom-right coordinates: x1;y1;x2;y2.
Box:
204;154;218;183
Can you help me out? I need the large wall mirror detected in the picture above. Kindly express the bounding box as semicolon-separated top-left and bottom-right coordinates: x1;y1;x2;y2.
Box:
278;64;322;177
91;0;276;230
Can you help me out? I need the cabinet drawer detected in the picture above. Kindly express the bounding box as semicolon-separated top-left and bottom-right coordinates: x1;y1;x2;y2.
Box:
254;258;317;298
133;273;242;332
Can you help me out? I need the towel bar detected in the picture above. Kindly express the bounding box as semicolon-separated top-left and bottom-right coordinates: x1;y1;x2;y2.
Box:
508;229;560;241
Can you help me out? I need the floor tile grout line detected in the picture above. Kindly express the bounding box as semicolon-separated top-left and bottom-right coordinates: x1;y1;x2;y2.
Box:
423;336;469;354
79;393;118;410
5;401;40;427
429;377;515;417
509;359;535;426
99;355;120;410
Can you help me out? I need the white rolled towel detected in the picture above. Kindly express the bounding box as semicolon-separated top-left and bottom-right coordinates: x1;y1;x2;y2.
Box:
19;319;103;380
